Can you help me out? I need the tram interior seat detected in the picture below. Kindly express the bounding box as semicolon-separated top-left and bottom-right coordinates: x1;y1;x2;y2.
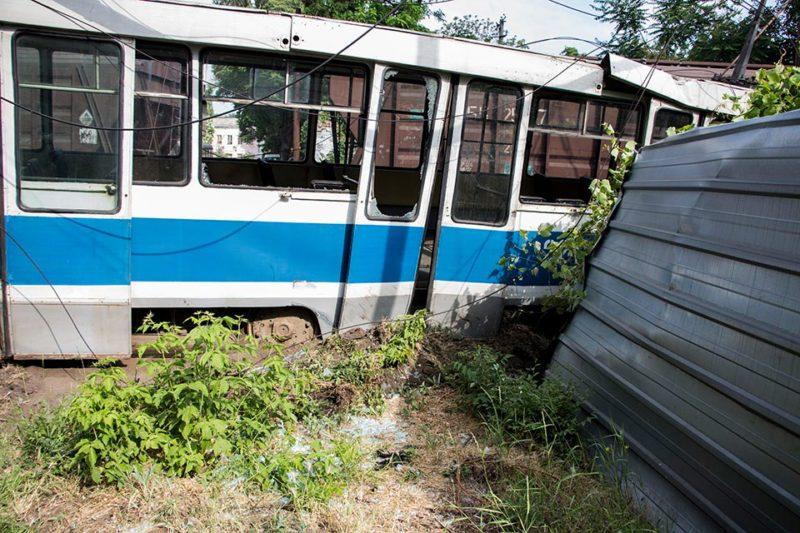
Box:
371;167;421;217
202;157;359;192
19;148;117;183
519;173;591;204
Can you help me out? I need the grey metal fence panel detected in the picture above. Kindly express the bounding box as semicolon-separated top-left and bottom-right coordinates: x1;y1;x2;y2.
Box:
550;109;800;532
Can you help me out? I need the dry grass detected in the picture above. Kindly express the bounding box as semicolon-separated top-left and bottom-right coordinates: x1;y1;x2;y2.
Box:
0;323;650;532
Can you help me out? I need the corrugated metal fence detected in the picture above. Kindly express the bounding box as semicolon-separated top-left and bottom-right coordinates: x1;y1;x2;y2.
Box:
550;109;800;532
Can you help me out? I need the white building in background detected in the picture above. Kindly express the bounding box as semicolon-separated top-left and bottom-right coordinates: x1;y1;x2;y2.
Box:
209;117;260;158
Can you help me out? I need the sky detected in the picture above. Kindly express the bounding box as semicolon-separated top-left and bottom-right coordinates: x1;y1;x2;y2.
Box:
424;0;614;55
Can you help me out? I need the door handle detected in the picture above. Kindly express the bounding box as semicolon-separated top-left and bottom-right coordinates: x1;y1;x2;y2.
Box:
105;183;117;195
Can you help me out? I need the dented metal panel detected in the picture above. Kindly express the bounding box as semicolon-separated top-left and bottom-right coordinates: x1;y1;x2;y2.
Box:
605;54;750;114
0;0;293;52
290;17;604;96
550;110;800;532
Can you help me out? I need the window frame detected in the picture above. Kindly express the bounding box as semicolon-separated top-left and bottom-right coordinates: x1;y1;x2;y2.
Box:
451;79;523;227
132;41;191;187
365;68;441;223
520;93;643;206
372;72;437;172
197;48;371;193
12;30;125;214
651;107;694;142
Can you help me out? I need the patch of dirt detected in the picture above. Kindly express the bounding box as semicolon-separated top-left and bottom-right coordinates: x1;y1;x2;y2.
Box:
0;359;140;414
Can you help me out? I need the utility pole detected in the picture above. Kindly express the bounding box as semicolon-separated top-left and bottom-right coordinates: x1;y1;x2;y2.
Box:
497;15;507;45
733;0;767;82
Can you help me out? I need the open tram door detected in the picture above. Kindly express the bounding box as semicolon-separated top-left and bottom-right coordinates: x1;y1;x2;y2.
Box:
424;76;531;337
336;65;451;329
0;31;133;358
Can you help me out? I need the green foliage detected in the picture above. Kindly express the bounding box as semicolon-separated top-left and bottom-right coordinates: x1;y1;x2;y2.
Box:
212;433;362;508
435;13;529;49
215;0;432;31
665;122;695;137
592;0;650;58
375;309;426;367
592;0;799;64
561;46;580;57
502;125;637;313
18;406;73;469
22;313;316;488
323;310;427;411
447;347;582;450
727;63;800;119
18;311;426;506
0;434;31;531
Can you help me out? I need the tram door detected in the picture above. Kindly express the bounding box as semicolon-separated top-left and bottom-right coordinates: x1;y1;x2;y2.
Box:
427;77;530;337
1;32;133;357
337;65;450;329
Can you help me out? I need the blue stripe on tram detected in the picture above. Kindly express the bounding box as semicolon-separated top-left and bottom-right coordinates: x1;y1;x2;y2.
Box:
5;216;557;287
433;225;557;286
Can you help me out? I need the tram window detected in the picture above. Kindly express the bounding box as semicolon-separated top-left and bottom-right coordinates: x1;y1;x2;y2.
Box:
368;70;438;220
14;34;121;212
535;98;584;130
133;44;189;184
200;50;366;191
651;108;694;142
313;66;366;168
521;98;640;205
452;81;522;226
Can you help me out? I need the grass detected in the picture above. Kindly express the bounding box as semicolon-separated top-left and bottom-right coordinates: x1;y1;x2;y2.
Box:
0;315;651;532
445;345;585;461
440;344;652;532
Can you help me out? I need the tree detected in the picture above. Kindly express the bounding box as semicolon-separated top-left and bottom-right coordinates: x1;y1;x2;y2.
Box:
592;0;650;58
561;46;580;57
214;0;431;31
778;0;799;65
592;0;799;65
435;13;529;49
651;0;720;58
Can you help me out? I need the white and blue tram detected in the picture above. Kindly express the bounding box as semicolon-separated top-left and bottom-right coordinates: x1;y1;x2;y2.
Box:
0;0;748;358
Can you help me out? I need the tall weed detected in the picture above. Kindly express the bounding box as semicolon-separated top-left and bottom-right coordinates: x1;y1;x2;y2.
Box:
18;311;425;506
447;346;582;451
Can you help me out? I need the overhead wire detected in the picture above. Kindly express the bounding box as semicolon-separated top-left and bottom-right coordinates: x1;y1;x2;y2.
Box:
4;0;411;131
0;0;412;362
10;0;617;133
1;0;671;367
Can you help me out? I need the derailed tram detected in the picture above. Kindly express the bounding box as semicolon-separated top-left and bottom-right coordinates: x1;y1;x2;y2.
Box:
0;0;749;358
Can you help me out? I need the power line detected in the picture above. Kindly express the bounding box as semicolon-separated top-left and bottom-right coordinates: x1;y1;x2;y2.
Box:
544;0;597;18
5;0;409;132
0;4;666;366
8;1;630;133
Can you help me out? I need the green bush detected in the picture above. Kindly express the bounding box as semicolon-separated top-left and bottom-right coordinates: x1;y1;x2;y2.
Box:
321;310;427;412
376;310;426;367
447;347;582;449
18;311;427;506
727;63;800;119
21;313;317;488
